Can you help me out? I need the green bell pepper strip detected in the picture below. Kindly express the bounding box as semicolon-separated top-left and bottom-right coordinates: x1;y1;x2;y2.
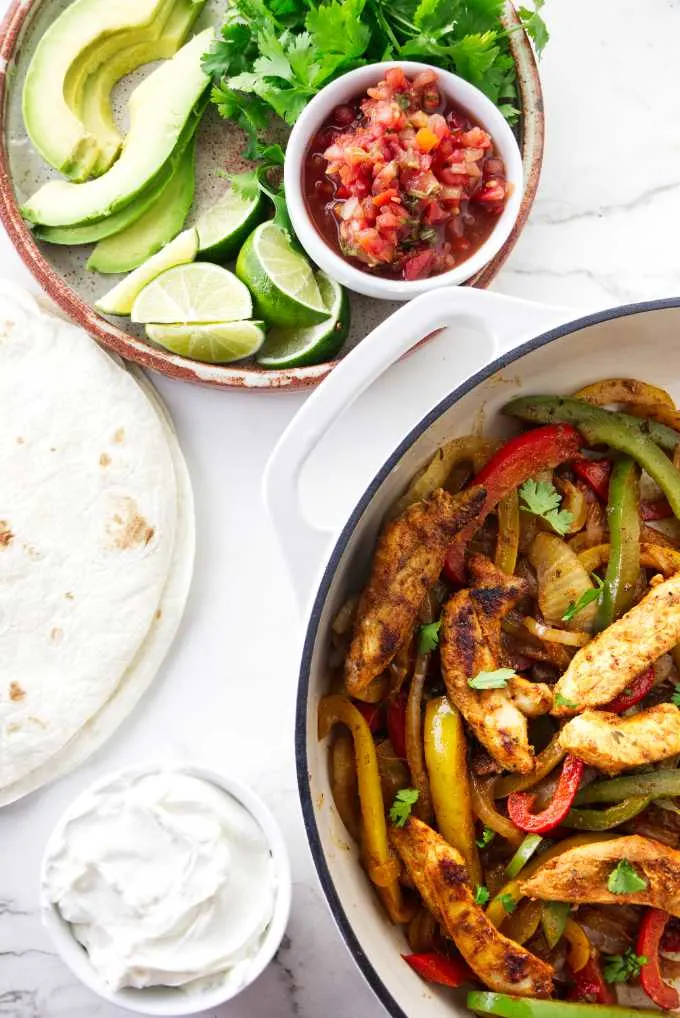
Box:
506;834;543;878
503;396;680;517
467;990;660;1017
563;796;651;830
541;901;570;949
575;769;680;805
597;457;640;630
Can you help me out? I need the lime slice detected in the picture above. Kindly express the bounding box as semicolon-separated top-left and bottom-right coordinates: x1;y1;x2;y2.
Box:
256;272;349;368
236;222;328;328
95;228;198;316
131;262;252;324
146;321;265;363
196;188;265;262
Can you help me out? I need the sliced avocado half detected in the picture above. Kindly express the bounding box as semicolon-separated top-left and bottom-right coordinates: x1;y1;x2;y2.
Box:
87;135;196;273
22;0;171;181
78;0;207;176
22;29;212;229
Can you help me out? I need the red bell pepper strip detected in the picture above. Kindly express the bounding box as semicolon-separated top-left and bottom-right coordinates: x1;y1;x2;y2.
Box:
641;495;673;521
638;908;680;1011
444;424;583;583
572;458;612;501
507;755;585;834
354;700;383;733
403;951;470;987
567;955;615;1004
605;667;655;714
387;692;407;759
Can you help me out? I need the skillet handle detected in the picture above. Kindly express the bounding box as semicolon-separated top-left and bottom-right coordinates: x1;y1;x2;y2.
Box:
263;285;572;612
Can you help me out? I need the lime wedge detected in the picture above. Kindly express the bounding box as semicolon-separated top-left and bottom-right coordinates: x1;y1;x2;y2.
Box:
131;262;252;324
236;222;328;328
256;272;349;368
196;188;265;262
146;321;265;363
95;228;198;316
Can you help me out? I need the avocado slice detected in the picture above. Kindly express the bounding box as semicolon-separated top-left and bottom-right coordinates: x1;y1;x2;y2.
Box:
87;135;196;273
22;29;212;229
79;0;207;176
22;0;171;181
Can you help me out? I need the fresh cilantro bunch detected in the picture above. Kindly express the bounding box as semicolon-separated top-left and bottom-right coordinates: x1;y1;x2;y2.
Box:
203;0;549;157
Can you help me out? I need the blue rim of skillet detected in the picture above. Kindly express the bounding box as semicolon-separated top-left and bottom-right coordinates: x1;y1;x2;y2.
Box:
295;294;680;1017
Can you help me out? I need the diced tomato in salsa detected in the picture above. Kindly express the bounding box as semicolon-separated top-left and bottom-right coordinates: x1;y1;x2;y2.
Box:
303;68;509;281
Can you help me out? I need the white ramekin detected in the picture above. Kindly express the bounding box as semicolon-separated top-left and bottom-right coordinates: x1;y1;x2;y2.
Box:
41;762;292;1016
285;61;524;301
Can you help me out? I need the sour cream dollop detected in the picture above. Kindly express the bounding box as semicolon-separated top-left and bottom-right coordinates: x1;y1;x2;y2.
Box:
43;770;277;993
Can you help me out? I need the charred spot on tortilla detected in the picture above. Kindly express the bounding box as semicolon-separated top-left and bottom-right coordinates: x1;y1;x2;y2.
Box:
64;591;74;600
156;608;162;620
0;522;13;547
99;453;111;467
51;627;63;643
106;497;155;550
113;428;125;444
15;436;23;444
9;682;24;702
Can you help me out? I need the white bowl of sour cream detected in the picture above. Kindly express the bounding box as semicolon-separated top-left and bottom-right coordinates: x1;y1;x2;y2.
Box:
41;763;292;1016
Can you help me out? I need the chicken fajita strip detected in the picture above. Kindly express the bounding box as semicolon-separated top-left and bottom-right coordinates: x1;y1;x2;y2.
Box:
560;703;680;774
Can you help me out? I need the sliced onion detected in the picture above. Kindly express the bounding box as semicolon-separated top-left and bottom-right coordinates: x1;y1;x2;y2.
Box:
523;616;591;647
529;532;599;632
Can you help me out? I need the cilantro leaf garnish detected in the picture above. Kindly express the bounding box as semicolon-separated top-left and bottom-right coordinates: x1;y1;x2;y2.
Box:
607;859;648;895
499;893;518;914
389;788;420;828
603;948;647;984
474;885;490;906
562;574;605;622
468;668;515;690
519;478;574;536
554;692;579;710
672;682;680;707
418;619;441;655
476;826;496;849
518;0;549;55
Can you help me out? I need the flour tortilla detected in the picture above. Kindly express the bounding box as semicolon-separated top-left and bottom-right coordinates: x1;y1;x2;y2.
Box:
0;283;193;800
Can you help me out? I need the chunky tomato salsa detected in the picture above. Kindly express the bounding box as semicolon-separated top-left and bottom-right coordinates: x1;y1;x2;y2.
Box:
303;68;511;281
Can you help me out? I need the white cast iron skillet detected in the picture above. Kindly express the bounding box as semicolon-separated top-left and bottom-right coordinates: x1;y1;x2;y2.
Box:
264;286;680;1017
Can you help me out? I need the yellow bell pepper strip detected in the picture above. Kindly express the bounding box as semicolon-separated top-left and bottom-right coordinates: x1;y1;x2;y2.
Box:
506;835;543;879
541;901;570;949
424;696;482;885
329;730;361;841
579;540;680;576
318;694;410;923
496;490;520;575
564;919;591;972
563;796;651;831
486;834;615;928
574;769;680;805
573;378;674;410
503;395;680;514
502;898;543;946
471;772;523;847
495;734;566;799
596;457;640;630
467;990;661;1016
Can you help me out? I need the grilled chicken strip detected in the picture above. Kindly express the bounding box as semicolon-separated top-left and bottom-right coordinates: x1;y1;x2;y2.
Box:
345;486;486;699
521;835;680;915
440;557;551;773
552;571;680;715
560;704;680;774
392;817;553;997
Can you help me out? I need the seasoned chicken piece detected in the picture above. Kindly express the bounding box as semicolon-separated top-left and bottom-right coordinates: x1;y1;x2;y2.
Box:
553;571;680;715
391;816;553;997
440;558;551;773
560;704;680;774
345;486;486;698
521;835;680;914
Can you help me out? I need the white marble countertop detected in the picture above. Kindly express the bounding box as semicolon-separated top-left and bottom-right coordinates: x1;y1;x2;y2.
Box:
2;0;680;1015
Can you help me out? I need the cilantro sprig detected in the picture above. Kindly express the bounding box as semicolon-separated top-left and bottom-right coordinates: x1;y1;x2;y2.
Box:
203;0;550;154
607;859;648;895
672;682;680;707
562;574;605;623
468;668;515;691
418;619;441;656
499;893;518;914
603;948;647;984
476;826;495;849
554;692;579;710
474;885;490;906
389;787;419;827
519;478;574;536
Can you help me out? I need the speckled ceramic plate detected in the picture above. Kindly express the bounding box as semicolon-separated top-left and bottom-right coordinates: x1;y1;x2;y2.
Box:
0;0;544;391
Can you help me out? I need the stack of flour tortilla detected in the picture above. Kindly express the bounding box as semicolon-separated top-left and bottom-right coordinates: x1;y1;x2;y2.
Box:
0;282;194;805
